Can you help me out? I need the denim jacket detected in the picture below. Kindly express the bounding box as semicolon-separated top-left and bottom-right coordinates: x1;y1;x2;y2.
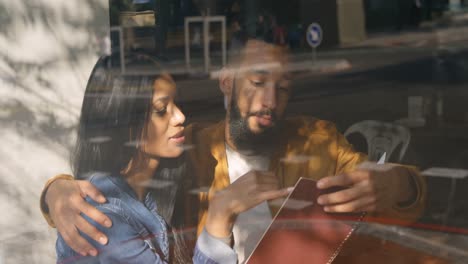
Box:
56;172;237;264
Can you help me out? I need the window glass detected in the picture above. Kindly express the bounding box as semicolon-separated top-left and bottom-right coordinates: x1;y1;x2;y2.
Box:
2;0;468;263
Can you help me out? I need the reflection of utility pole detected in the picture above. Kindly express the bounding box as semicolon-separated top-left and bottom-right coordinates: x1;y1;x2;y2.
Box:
155;0;169;58
204;8;211;71
243;0;259;37
432;49;448;126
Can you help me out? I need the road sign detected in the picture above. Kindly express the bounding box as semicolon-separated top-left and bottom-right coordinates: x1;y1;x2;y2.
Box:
306;23;322;48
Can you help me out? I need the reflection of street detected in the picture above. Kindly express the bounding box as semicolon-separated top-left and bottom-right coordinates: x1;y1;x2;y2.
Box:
181;12;468;171
180;12;468;262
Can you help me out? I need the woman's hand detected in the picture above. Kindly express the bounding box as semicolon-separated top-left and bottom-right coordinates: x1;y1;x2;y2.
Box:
46;178;112;256
205;170;292;238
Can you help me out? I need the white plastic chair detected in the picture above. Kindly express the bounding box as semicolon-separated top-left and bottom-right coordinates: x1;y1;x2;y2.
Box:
344;120;411;163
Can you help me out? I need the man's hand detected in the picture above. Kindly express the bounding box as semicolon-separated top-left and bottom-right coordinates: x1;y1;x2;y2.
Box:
316;162;414;213
205;171;292;238
46;179;112;256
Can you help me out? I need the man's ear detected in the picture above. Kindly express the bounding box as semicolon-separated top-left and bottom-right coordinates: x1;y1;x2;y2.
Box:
219;67;234;96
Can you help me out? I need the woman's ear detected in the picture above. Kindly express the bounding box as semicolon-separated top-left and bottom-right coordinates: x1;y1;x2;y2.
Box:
219;67;234;97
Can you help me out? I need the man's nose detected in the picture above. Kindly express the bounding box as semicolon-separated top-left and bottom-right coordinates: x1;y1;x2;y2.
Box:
262;84;277;109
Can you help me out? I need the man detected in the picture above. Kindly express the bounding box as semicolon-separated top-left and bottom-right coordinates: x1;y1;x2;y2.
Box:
41;39;425;263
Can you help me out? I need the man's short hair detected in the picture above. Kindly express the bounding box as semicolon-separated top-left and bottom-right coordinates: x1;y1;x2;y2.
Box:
227;38;289;69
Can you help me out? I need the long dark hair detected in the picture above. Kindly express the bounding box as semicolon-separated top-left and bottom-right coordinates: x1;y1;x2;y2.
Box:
73;57;153;177
72;56;191;263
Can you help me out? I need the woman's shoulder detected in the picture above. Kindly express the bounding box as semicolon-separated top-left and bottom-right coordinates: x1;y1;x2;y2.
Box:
80;172;133;211
82;172;161;227
83;172;130;198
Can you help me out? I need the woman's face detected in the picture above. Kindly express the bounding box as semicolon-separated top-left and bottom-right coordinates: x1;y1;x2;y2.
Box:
141;74;186;158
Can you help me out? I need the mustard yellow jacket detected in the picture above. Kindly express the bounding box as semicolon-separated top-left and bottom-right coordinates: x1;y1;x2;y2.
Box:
184;117;426;236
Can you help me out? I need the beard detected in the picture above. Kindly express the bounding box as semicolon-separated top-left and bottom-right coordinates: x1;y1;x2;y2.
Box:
228;86;281;155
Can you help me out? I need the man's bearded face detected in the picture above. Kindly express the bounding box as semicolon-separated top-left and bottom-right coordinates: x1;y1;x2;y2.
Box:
227;41;291;153
229;82;282;153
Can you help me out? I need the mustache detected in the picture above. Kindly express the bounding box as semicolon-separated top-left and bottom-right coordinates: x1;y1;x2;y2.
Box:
247;109;277;119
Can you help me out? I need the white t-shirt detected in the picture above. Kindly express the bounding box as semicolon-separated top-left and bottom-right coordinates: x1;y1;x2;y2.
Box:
225;144;273;263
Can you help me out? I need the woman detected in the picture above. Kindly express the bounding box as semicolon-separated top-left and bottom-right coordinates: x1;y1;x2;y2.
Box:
56;56;236;263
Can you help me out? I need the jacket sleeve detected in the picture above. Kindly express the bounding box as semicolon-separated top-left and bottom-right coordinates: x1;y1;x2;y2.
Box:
193;229;237;264
334;132;368;174
40;174;75;228
56;204;169;264
335;132;427;224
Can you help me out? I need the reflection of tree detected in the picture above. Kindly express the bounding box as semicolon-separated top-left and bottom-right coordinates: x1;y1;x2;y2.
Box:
0;0;109;124
0;1;109;262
